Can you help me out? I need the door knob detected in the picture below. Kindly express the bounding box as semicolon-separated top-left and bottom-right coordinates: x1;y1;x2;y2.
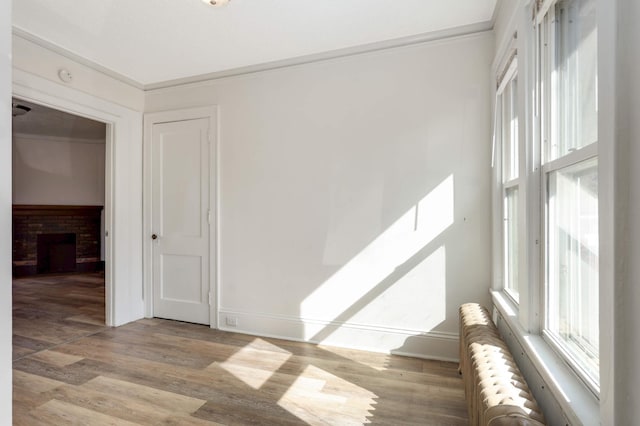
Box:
152;234;158;240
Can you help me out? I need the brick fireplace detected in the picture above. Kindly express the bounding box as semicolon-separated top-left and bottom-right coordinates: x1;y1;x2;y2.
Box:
13;205;104;276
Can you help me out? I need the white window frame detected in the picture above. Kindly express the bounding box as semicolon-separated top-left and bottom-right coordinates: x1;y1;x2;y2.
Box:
496;52;524;306
539;1;600;394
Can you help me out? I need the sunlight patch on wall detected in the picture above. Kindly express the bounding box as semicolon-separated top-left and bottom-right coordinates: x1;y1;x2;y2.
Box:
301;174;454;334
217;338;291;389
348;245;446;331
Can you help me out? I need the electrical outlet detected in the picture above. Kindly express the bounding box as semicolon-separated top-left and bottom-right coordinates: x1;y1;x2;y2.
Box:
226;316;238;327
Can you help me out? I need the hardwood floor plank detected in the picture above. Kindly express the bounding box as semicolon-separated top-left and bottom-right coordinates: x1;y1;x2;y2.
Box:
13;318;96;345
13;370;67;393
13;334;53;353
12;388;55;422
162;415;226;426
192;400;307;426
88;329;220;369
83;376;207;414
13;345;37;360
28;350;85;368
212;361;327;393
13;357;99;386
47;382;204;425
28;399;140;426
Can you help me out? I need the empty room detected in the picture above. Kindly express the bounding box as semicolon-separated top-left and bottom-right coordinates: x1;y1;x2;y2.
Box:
1;0;639;425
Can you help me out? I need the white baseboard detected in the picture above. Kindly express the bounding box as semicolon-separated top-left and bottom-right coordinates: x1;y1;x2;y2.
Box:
217;309;459;362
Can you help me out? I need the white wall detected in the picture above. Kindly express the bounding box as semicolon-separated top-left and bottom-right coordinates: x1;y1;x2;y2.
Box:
12;135;105;206
146;32;494;360
0;1;12;424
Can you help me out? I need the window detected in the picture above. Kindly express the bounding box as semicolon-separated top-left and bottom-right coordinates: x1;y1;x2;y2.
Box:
494;0;600;396
541;0;599;389
546;158;599;383
497;55;521;303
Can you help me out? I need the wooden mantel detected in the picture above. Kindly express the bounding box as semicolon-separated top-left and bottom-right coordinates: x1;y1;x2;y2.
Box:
12;205;103;216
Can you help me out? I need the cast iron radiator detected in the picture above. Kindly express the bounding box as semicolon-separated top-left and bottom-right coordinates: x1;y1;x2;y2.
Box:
459;303;546;426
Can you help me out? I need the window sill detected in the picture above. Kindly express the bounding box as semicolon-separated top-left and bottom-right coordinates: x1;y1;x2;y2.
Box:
491;290;599;425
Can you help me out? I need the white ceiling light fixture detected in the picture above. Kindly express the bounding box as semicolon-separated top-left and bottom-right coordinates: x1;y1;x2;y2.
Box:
202;0;230;7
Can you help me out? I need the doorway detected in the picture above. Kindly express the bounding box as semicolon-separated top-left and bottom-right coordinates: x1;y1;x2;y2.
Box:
11;99;109;335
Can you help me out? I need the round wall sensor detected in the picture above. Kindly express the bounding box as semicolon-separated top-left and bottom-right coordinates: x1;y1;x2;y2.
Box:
203;0;230;6
58;69;73;83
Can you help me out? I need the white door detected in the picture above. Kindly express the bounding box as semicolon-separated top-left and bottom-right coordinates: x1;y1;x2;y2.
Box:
151;117;211;325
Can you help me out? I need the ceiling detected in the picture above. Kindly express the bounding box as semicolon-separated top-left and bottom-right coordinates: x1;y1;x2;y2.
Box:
13;0;498;88
12;99;106;141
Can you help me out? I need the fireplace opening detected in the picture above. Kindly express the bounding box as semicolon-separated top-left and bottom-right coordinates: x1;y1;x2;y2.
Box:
37;233;77;274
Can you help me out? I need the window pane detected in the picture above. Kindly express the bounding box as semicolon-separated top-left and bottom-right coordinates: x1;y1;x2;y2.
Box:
504;187;519;301
502;76;519;181
547;158;598;383
549;0;597;160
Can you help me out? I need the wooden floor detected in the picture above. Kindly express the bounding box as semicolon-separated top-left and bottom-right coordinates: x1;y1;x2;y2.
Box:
13;273;108;361
13;273;468;425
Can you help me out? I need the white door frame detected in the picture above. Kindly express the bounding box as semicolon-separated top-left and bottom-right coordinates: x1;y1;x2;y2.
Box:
143;106;218;328
12;69;145;326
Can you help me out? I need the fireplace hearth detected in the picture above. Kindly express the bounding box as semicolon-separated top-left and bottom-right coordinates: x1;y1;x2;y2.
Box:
37;233;77;274
13;205;103;276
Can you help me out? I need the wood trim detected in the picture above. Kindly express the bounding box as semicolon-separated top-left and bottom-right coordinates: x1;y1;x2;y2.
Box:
12;205;103;216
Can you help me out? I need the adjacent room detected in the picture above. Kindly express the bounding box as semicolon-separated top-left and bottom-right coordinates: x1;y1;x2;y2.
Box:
11;100;108;359
1;0;639;425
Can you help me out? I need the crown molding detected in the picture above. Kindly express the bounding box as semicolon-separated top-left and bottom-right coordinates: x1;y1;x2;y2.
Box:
145;21;494;91
14;19;494;93
12;27;145;90
13;132;105;144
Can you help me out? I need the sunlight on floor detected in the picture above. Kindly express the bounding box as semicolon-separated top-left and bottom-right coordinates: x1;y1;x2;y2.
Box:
277;364;377;424
218;338;292;389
